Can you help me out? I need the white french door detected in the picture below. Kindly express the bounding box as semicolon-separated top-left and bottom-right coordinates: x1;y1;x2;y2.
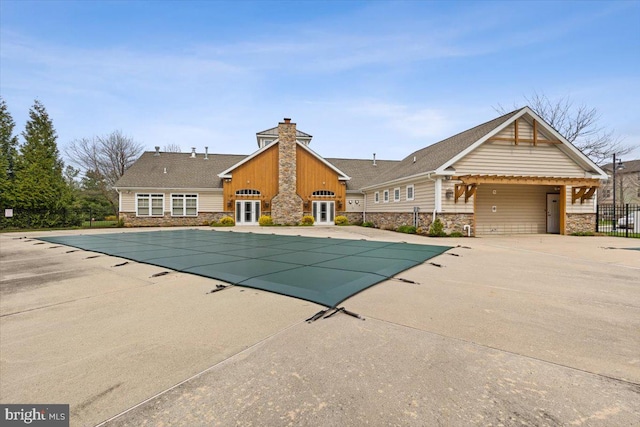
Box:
236;200;260;225
312;201;335;225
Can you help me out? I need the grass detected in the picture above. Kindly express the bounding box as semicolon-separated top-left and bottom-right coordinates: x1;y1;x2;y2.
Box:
82;220;118;228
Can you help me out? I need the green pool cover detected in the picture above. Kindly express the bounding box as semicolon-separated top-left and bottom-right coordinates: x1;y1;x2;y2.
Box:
38;230;452;308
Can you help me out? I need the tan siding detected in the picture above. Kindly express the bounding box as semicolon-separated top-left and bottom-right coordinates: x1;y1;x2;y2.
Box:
454;141;585;177
346;194;364;212
566;186;596;214
297;147;346;202
475;184;557;234
224;145;279;206
364;180;435;213
198;192;223;212
120;192;135;212
441;180;474;213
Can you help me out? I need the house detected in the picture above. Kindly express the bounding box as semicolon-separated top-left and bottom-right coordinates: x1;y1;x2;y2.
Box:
114;107;607;235
599;159;640;205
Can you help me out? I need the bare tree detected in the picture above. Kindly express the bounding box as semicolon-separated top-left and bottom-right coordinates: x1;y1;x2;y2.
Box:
66;130;143;213
163;143;182;152
495;92;631;165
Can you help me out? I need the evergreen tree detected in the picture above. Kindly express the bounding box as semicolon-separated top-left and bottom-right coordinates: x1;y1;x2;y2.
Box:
14;100;72;211
0;97;19;208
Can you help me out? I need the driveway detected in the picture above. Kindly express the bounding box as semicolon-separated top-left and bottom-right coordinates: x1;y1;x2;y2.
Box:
1;227;638;426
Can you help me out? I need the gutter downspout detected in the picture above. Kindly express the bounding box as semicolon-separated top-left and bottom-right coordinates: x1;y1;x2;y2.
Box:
361;191;366;223
426;173;439;223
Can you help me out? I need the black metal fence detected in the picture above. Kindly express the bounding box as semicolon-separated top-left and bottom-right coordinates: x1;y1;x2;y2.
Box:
596;204;639;238
0;208;119;230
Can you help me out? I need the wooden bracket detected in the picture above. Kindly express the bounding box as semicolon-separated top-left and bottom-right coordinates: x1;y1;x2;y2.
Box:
454;184;476;203
571;186;597;204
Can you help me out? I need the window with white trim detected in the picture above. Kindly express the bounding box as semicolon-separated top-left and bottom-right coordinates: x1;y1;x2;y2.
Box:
137;193;164;217
171;194;198;216
383;189;389;203
374;191;380;203
393;187;400;202
406;184;415;201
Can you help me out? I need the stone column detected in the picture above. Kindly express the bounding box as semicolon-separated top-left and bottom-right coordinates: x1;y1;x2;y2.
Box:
271;118;303;224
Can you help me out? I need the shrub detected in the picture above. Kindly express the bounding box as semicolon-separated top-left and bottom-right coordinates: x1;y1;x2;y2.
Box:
258;215;273;226
397;225;417;234
104;215;118;221
428;218;446;237
220;216;235;225
335;215;348;225
211;216;235;227
448;231;464;237
416;227;424;235
117;218;125;228
300;215;315;226
362;221;375;228
571;231;595;236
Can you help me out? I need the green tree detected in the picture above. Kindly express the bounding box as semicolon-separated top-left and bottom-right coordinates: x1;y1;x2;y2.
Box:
0;97;19;208
14;100;72;211
77;169;114;218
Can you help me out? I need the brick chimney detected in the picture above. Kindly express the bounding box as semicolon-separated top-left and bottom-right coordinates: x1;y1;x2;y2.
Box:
271;118;303;224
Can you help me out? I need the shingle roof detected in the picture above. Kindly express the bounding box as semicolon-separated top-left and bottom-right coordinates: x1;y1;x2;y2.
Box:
371;108;523;185
601;159;640;174
326;158;400;191
115;152;246;189
256;127;312;138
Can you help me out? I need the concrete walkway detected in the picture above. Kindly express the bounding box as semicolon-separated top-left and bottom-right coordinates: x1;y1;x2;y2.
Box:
1;227;638;426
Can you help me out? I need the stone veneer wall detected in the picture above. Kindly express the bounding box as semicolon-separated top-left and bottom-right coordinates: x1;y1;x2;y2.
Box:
364;212;475;235
271;119;303;225
565;213;596;235
438;213;475;236
119;212;232;227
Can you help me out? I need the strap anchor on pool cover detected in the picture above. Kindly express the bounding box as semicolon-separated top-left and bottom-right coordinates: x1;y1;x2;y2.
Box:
324;307;364;320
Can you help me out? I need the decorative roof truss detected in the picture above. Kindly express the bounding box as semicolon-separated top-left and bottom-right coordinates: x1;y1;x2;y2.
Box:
488;118;561;146
571;186;597;204
454;184;477;203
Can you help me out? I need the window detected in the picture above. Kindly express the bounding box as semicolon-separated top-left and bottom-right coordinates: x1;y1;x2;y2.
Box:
383;190;389;203
393;187;400;202
312;190;335;197
137;194;164;217
603;189;611;199
172;194;198;216
236;189;261;197
374;191;380;203
406;185;415;201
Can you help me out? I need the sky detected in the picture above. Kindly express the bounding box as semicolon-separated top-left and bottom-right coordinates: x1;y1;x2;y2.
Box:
1;0;639;165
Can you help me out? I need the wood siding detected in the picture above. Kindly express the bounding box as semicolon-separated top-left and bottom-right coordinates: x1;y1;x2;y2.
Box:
475;184;556;234
223;145;279;206
297;146;345;202
454;141;585;177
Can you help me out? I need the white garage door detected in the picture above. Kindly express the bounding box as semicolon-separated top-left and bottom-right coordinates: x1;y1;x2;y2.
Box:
475;184;557;235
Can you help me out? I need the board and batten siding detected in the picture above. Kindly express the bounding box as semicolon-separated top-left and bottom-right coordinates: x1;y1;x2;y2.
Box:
365;180;435;213
475;184;556;234
453;141;585;177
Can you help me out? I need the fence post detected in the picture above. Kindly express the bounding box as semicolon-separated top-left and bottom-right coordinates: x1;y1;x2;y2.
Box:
625;204;629;238
595;204;599;233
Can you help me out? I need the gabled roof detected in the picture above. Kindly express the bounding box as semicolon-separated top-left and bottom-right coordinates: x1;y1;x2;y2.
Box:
601;159;640;174
326;158;400;191
115;151;246;189
256;127;312;139
219;140;352;182
366;109;522;187
365;106;607;189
